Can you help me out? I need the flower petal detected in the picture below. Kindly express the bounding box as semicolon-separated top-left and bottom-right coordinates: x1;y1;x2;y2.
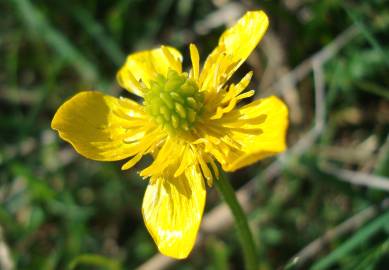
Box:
142;165;206;259
222;96;288;171
117;46;183;97
51;91;155;162
198;96;288;171
199;11;268;91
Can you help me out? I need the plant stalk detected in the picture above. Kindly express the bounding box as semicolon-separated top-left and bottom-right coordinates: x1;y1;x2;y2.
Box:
215;173;258;270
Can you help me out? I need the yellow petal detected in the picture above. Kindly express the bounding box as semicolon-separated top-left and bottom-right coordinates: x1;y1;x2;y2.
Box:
142;165;206;259
222;96;288;171
117;46;183;96
51;91;153;162
199;11;268;91
198;96;288;171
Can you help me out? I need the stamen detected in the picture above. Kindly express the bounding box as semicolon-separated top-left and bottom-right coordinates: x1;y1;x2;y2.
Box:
189;44;200;81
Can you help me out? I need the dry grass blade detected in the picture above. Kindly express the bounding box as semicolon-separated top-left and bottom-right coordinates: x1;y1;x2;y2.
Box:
319;162;389;192
289;198;389;268
0;227;13;270
268;26;359;96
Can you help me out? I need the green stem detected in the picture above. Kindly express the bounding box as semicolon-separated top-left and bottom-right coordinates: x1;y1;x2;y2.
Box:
215;173;258;270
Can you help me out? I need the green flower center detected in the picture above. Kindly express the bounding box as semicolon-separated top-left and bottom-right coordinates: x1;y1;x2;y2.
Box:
144;69;204;134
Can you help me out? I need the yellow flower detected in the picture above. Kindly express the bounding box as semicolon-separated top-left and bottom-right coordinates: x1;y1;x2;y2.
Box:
51;10;288;259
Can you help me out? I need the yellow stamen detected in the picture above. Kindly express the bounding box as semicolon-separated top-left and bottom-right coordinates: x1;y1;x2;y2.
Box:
189;44;200;81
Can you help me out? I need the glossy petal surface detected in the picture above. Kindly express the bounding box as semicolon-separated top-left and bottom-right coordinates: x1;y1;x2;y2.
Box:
222;96;288;171
196;96;288;172
142;164;206;259
199;11;268;91
117;47;183;96
51;91;154;162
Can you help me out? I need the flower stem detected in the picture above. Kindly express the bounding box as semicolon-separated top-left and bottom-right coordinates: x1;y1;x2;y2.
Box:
215;172;258;270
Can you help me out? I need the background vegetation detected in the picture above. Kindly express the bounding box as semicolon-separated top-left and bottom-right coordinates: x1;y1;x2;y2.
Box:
1;0;388;269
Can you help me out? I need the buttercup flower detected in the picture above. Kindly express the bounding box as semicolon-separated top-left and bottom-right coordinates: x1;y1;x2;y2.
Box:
51;10;288;259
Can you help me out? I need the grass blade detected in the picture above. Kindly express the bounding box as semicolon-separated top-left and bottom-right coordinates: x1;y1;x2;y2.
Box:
11;0;98;81
311;211;389;270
